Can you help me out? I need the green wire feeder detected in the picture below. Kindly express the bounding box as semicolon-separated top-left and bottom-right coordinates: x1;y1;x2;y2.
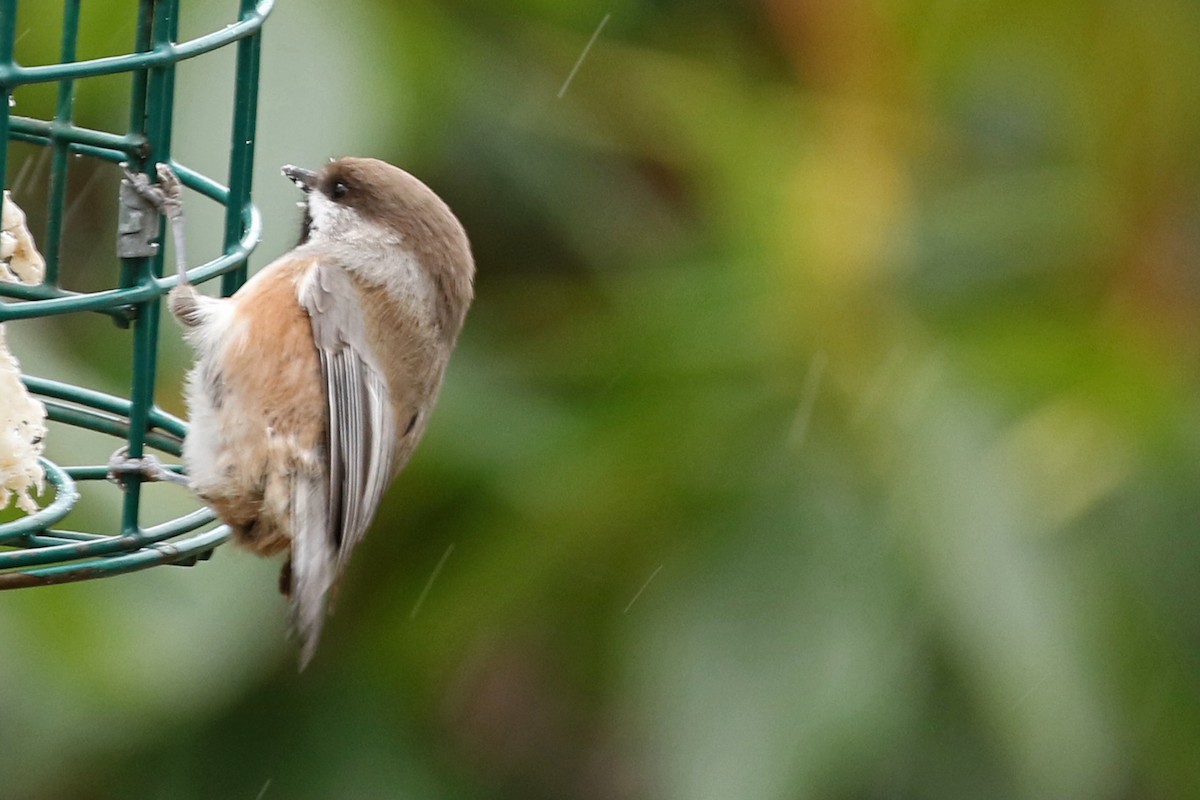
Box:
0;0;272;587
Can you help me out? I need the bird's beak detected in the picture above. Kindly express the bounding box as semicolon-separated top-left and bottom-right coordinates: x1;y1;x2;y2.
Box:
282;165;317;193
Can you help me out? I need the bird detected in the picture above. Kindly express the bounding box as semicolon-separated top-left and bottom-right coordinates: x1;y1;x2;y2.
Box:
126;158;474;667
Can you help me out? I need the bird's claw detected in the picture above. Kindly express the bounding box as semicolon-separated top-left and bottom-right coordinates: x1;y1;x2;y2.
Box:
106;445;190;488
122;163;183;218
121;162;189;282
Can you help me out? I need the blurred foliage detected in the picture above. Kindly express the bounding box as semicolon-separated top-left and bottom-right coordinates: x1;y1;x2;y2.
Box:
3;0;1200;798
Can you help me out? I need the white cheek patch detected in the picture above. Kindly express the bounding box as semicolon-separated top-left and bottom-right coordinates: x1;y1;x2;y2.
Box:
300;192;437;325
306;192;351;239
358;246;435;310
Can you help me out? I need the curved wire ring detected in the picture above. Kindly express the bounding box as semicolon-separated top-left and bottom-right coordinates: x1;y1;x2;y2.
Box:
0;0;273;87
0;161;264;320
0;377;229;588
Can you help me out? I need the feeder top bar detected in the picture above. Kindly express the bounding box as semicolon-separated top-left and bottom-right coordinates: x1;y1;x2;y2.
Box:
0;0;273;87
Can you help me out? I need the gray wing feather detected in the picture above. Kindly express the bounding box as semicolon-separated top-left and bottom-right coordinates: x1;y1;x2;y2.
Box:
290;468;334;670
299;262;398;573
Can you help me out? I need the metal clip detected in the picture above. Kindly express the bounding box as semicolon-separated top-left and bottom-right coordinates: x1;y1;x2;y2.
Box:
116;175;161;259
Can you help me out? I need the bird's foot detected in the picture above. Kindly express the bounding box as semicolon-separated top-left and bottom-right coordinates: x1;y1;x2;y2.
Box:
106;446;190;488
122;163;182;219
121;163;189;282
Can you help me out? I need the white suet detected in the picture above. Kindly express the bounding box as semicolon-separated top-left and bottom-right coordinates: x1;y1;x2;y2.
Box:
0;191;48;515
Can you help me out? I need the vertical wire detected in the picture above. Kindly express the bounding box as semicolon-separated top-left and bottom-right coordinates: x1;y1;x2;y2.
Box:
42;0;81;285
120;0;179;535
221;0;262;297
127;0;152;138
0;0;16;192
118;0;154;293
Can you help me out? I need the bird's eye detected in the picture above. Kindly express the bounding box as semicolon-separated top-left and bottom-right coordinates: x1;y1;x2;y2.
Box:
330;181;349;200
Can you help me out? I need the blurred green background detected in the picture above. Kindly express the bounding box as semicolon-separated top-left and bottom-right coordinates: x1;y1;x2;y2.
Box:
4;0;1200;797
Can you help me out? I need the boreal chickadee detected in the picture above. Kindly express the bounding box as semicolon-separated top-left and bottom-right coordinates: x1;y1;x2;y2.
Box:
165;157;473;667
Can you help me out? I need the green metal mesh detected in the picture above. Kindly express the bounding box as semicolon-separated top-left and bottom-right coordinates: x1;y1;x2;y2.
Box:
0;0;271;587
